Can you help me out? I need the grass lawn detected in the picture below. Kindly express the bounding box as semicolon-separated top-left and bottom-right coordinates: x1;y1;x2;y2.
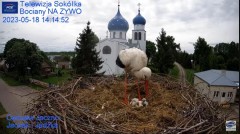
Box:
41;69;71;85
27;83;44;91
169;65;180;79
0;103;7;115
0;103;21;134
0;72;43;90
0;73;22;86
0;70;71;90
185;69;195;85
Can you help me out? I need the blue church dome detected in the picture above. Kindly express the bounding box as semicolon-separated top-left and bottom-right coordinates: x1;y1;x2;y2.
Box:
108;6;129;31
133;10;146;25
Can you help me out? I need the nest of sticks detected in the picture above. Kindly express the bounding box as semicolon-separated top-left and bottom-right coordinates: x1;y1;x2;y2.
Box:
24;74;229;134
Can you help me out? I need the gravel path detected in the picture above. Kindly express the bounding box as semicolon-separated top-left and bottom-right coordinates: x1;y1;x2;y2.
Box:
174;62;186;86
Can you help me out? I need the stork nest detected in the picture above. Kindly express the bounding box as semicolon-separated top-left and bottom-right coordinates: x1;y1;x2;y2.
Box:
24;74;230;134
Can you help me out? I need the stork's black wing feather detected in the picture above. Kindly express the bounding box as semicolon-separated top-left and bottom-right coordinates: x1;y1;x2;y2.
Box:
116;55;125;68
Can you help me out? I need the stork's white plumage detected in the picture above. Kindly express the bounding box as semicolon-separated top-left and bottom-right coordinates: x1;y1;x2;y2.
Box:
116;47;151;104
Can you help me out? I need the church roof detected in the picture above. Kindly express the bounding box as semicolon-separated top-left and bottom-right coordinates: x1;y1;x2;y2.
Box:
133;10;146;25
108;5;129;31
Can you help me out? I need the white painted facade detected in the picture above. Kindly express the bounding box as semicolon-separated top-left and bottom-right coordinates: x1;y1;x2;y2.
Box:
194;76;237;103
132;25;146;52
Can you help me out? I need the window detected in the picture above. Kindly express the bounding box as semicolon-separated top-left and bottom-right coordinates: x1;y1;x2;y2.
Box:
113;32;116;38
227;92;233;98
120;32;122;39
139;32;141;40
134;32;138;40
222;92;226;97
213;91;219;97
144;33;146;41
102;46;111;54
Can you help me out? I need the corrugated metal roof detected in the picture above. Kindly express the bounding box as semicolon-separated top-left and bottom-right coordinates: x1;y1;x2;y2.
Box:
194;69;239;87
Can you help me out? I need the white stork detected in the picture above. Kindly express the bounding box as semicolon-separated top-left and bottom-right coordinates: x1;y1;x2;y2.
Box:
116;47;151;104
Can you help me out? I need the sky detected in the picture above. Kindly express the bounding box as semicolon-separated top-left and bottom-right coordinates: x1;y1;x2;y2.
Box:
0;0;239;54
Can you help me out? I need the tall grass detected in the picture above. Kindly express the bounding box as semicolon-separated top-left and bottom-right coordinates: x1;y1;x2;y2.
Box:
169;65;180;79
185;69;195;85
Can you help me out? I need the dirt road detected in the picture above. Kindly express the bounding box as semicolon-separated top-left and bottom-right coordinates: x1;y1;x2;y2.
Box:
174;62;186;86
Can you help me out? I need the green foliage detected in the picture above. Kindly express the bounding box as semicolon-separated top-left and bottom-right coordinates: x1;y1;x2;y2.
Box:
0;102;7;115
41;69;70;85
169;65;179;79
152;28;180;73
0;53;3;59
45;51;75;57
193;37;212;71
192;38;239;71
227;57;239;71
185;69;195;85
0;103;21;134
4;38;45;81
3;38;25;57
39;51;54;67
176;51;193;69
146;40;156;63
213;42;239;71
0;73;23;86
72;22;103;75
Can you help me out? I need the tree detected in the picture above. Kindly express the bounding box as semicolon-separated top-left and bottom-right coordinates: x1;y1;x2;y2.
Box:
72;21;103;75
213;41;239;70
3;38;25;57
152;28;181;73
5;38;44;80
193;37;212;71
176;51;193;69
146;40;156;63
0;53;3;60
227;58;239;71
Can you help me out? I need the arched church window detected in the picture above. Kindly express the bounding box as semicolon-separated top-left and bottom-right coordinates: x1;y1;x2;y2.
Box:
134;32;138;40
102;46;111;54
139;32;141;40
120;32;122;39
113;32;116;38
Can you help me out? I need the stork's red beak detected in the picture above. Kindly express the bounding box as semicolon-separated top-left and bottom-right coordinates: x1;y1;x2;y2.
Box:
145;80;149;97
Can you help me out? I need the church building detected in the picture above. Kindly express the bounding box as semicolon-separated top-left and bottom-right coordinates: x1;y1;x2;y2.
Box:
96;3;146;75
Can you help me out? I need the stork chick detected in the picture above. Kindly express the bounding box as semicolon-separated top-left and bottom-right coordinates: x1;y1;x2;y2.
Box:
130;98;148;107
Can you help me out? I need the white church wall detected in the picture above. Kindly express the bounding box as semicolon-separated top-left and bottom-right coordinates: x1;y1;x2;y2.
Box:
96;39;128;75
132;30;146;52
134;25;145;30
97;40;116;75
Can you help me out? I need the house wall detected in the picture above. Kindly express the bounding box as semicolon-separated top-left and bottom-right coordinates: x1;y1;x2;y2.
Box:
57;62;71;69
194;76;237;103
210;86;237;103
194;76;211;96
